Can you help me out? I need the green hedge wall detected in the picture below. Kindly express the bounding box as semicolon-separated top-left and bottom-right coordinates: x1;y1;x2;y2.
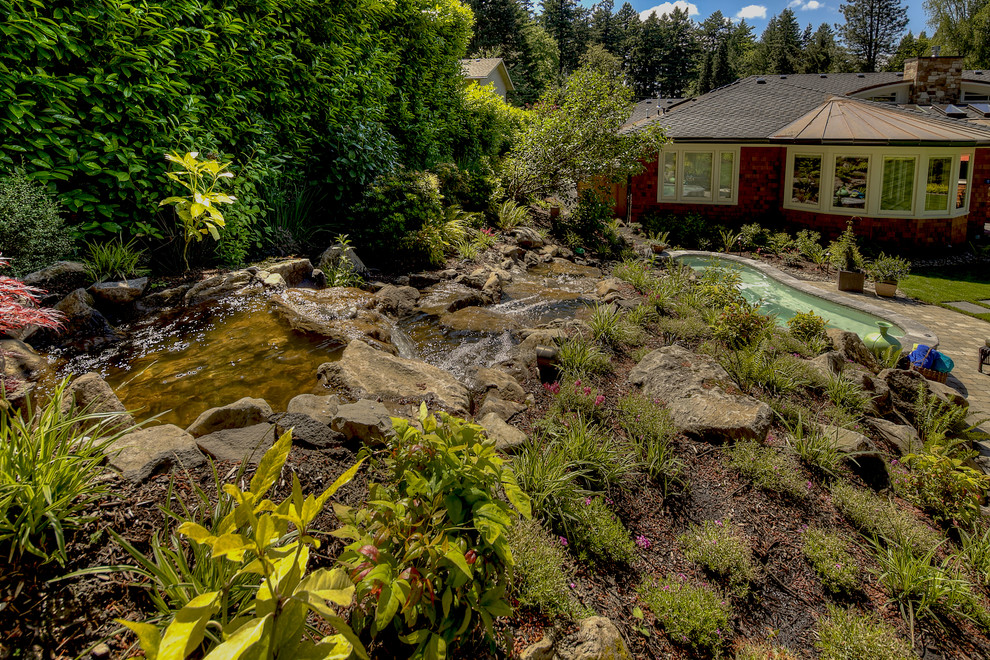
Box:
0;0;472;236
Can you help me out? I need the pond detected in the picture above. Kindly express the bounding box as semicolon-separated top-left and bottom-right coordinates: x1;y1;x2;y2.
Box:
676;254;906;339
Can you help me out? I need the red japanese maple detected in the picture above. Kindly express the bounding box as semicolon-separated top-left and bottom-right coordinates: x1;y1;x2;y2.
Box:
0;255;63;335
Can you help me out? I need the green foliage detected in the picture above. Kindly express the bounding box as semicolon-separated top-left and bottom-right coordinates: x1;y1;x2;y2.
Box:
548;379;608;422
728;440;808;500
913;384;970;445
0;169;73;276
495;199;531;229
825;371;869;417
801;527;859;594
787;420;842;479
567;496;638;565
893;445;990;528
617;393;684;490
0;378;133;566
507;518;588;618
514;437;590;534
588;302;641;347
710;302;774;349
718;341;806;396
556;189;623;259
352;170;444;267
82;237;148;283
959;527;990;587
828;221;865;273
738;223;768;252
545;413;636;492
319;235;365;288
867;253;912;283
830;481;942;556
679;520;756;596
642;212;715;250
159;152;236;270
794;229;822;259
502;66;666;200
613;259;661;294
555;335;613;380
815;605;915;660
336;405;530;657
638;574;733;655
119;430;366;660
787;310;829;346
454;83;528;166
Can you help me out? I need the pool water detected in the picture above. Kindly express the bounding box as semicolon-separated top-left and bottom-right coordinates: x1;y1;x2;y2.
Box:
677;255;905;339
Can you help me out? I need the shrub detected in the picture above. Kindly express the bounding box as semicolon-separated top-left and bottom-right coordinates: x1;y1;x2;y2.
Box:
718;342;806;396
657;312;711;343
830;481;942;556
728;440;808;500
119;431;366;659
697;265;744;310
959;527;990;586
0;170;73;276
352;170;444;267
411;203;469;267
738;223;768;252
0;378;133;565
787;310;829;346
867;253;912;283
679;520;756;596
626;303;659;328
567;496;637;565
765;231;793;256
507;518;588;618
893;445;989;528
555;335;613;379
913;384;969;445
82;238;148;283
642;211;715;250
828;221;864;273
801;527;859;594
638;574;733;655
710;301;775;349
547;379;609;421
815;605;915;660
337;405;530;656
495;198;530;229
319;235;365;288
794;229;822;259
557;189;622;259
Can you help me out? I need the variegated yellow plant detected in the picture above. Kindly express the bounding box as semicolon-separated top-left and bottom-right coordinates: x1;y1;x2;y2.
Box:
118;431;367;660
159;151;237;270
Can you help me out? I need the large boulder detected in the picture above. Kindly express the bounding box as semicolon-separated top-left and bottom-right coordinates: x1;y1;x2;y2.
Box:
511;227;545;249
819;424;876;454
476;395;528;422
287;393;341;425
865;417;921;455
1;339;50;403
465;366;527;404
318;340;471;415
22;261;90;294
61;372;134;433
317;245;368;276
330;399;394;445
521;617;631;660
196;423;277;464
826;328;879;372
106;424;206;482
628;345;771;442
185;397;273;438
272;412;342;449
440;307;520;334
879;368;929;420
478;413;527;451
266;258;313;287
52;288;118;346
373;285;420;317
184;270;255;305
88;277;149;307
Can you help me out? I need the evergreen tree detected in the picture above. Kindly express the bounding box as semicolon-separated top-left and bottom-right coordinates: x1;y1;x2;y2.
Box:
838;0;909;71
886;30;933;70
712;37;733;87
695;11;732;93
802;23;838;72
518;22;561;102
697;52;714;93
629;11;664;97
657;7;699;97
614;2;642;71
540;0;591;73
590;0;620;52
730;20;758;76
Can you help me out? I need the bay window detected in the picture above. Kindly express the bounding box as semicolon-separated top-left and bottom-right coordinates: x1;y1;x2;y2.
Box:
791;155;822;206
656;145;740;204
831;156;869;211
925;157;951;211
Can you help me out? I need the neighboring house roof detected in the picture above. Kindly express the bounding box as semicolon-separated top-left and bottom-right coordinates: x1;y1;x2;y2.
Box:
629;98;686;124
771;96;990;144
624;71;990;143
460;58;515;92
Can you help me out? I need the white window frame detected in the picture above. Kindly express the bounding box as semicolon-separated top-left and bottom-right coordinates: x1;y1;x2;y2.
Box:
783;146;974;218
656;144;741;205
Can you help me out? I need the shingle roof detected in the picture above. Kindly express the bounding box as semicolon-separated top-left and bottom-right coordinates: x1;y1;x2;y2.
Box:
771;96;990;144
461;58;504;79
629;98;686;124
623;71;990;142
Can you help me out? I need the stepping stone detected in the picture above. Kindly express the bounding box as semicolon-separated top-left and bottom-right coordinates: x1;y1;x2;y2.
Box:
980;300;990;306
945;301;990;314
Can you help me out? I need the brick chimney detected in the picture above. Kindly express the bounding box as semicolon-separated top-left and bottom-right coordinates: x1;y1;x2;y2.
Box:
904;54;964;105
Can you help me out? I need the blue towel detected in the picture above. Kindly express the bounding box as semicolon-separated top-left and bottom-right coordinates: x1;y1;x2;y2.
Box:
909;345;936;370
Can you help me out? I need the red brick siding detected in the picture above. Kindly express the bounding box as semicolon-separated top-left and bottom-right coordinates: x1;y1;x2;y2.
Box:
626;145;990;249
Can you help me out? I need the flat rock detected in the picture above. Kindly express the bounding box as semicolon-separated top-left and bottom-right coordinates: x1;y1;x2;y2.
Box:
374;285;421;317
62;372;134;433
88;277;148;306
865;417;921;454
476;394;528;421
22;260;90;292
266;258;313;287
628;345;771;442
287;393;341;425
819;424;876;454
184;270;255;305
272;412;343;449
596;278;622;297
521;616;632;660
196;423;276;464
416;283;487;316
107;425;206;482
945;300;990;314
826;328;879;372
440;307;520;334
318;340;471;415
186;397;274;438
478;413;527;451
330;399;393;445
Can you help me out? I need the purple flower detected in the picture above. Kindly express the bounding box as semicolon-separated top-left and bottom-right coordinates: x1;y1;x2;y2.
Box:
584;497;592;506
636;535;651;549
570;582;576;588
559;536;568;547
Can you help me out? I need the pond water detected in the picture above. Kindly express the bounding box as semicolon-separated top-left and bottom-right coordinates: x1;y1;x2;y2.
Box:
676;254;905;339
57;262;600;426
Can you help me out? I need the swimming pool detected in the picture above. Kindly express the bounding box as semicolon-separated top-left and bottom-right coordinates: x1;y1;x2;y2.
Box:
676;254;906;339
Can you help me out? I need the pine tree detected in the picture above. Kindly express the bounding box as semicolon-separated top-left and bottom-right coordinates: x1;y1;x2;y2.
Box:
590;0;620;52
802;23;838;72
838;0;909;72
614;2;642;72
657;7;699;97
629;11;664;97
712;37;732;87
697;52;714;93
540;0;591;73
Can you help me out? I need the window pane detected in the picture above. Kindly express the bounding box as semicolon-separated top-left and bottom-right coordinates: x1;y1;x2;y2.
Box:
791;155;822;205
832;156;868;210
957;153;971;209
880;156;915;211
718;152;734;200
682;152;713;199
661;152;676;199
925;157;952;211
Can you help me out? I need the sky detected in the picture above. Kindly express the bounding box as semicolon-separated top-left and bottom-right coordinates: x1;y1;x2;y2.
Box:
621;0;929;37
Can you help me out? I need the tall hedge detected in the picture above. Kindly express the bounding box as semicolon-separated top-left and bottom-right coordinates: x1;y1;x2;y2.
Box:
0;0;472;236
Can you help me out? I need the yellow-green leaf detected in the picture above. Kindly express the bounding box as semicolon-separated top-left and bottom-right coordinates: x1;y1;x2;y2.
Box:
250;430;293;498
202;615;270;660
118;619;161;660
158;591;220;660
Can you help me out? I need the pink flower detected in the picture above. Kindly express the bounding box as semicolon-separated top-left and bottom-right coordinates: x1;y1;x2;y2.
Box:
583;387;592;396
584;497;592;505
636;535;651;548
594;395;605;406
559;536;568;547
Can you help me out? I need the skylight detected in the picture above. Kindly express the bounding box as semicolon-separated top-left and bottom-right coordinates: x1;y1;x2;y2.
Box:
943;104;969;117
968;102;990;117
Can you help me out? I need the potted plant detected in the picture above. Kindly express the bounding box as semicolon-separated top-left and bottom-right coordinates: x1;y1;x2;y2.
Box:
867;253;911;297
647;230;671;254
828;221;865;292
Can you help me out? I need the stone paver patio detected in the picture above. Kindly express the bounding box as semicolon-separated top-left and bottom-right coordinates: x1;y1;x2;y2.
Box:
809;282;990;426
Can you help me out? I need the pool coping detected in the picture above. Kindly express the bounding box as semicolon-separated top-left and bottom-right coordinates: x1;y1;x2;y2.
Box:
669;250;939;350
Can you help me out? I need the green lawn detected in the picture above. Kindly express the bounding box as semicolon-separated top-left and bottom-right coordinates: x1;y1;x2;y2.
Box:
899;265;990;322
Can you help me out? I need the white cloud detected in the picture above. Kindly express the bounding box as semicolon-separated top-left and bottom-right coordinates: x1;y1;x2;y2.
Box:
802;0;823;9
639;1;699;20
787;0;802;7
735;4;768;19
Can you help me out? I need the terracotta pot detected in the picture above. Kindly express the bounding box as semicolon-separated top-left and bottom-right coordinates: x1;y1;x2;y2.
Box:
875;281;898;297
837;270;865;293
650;243;669;254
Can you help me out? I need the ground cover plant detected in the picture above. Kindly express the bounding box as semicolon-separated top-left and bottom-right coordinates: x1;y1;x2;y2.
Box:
801;526;860;595
678;520;756;596
728;439;808;500
638;574;733;656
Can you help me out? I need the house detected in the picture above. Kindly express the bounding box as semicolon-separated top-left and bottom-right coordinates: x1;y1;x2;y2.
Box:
621;57;990;248
460;58;515;99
